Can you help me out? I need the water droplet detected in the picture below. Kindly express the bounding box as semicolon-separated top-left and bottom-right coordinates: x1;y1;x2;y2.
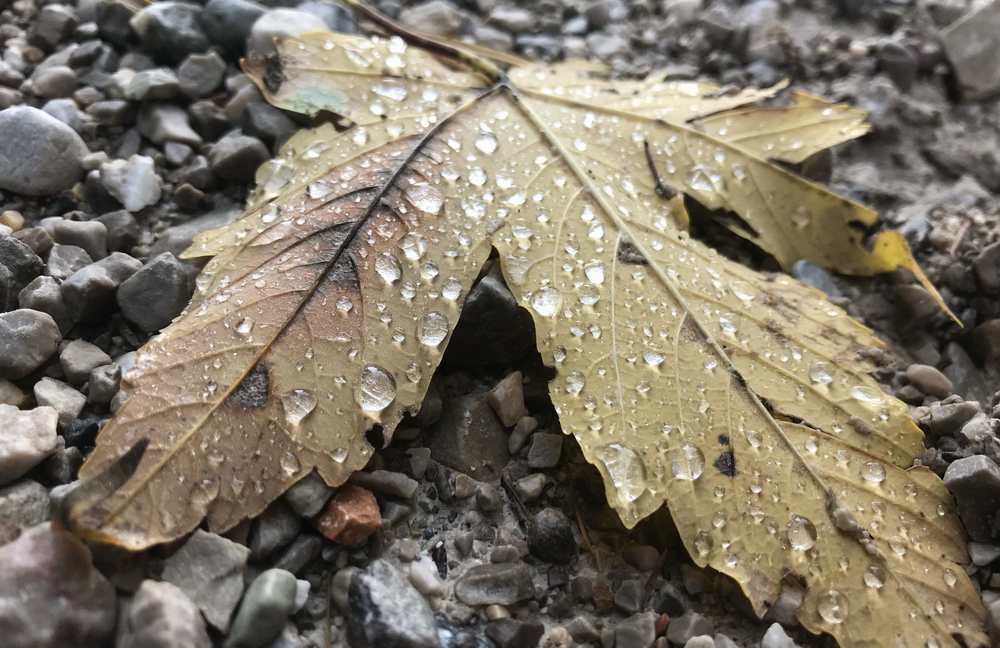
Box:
280;451;300;476
375;253;402;284
786;515;817;550
566;371;585;396
336;296;353;313
468;167;487;186
332;447;349;463
357;365;396;413
475;132;498;155
862;461;886;484
668;444;705;481
235;317;254;336
531;288;562;317
372;81;408;102
686;165;724;194
817;590;848;625
404;183;444;215
597;443;646;503
282;389;317;426
943;569;957;588
851;385;882;405
573;138;587;151
418;311;449;347
643;350;664;367
809;362;833;385
863;565;885;589
731;281;755;302
442;278;462;301
584;261;605;284
694;531;712;557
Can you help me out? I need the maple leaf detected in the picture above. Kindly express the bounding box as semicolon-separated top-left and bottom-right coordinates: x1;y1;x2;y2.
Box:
71;11;983;648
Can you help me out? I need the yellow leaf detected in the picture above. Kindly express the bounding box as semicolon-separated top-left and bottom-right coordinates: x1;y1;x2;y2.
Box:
72;22;982;648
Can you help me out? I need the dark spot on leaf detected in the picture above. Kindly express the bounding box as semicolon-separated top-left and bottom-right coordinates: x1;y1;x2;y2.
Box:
365;424;386;449
264;55;284;93
718;434;730;445
617;238;648;265
227;363;269;409
714;450;736;477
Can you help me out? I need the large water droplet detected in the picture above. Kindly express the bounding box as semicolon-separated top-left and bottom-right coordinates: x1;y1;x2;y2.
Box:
565;371;585;396
817;590;848;625
235;317;254;337
282;389;317;426
598;443;646;503
404;184;444;215
863;565;885;589
584;260;605;284
280;451;300;476
372;81;408;102
851;385;882;405
375;253;402;284
809;362;833;385
418;311;449;347
475;132;498;155
862;461;886;484
531;288;562;317
668;444;705;481
786;514;817;550
357;364;397;413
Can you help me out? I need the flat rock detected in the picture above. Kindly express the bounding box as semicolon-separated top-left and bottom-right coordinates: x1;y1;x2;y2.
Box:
161;529;250;632
455;563;534;606
0;405;58;485
0;308;61;379
944;455;1000;541
116;252;193;332
941;1;1000;99
225;569;298;648
347;559;440;648
60;339;112;386
33;377;86;429
0;106;88;196
427;393;509;481
120;580;211;648
0;479;49;544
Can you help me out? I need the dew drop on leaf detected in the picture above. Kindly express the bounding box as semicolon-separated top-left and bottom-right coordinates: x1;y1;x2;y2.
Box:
786;514;817;550
282;389;317;426
668;444;705;481
375;253;402;284
404;183;444;215
597;443;647;503
418;311;449;347
584;260;605;284
475;132;498;155
817;590;848;624
862;461;886;484
280;451;300;476
235;317;254;337
864;565;885;589
531;288;562;317
809;362;833;385
357;364;396;413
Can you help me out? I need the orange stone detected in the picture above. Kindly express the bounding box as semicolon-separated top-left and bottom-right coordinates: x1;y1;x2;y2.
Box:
314;484;382;546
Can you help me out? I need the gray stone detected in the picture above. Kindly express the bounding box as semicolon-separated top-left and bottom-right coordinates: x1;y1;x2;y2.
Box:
51;220;107;260
284;471;334;517
18;277;71;333
684;637;715;648
117;252;194;332
42;98;84;133
248;9;328;58
0;235;45;295
162;529;250;632
623;544;660;571
427;393;509;481
399;0;465;36
96;210;140;253
209;132;270;182
941;1;1000;99
476;482;502;513
126;68;180;101
61;252;143;322
347;559;440;648
31;65;78;99
760;623;798;648
408;556;445;598
178;51;226;98
150;206;241;258
242;101;298;150
614;579;644;613
88;364;121;406
486;618;544;648
250;501;301;560
527;432;562;468
666;612;713;645
455;563;533;606
0;480;49;544
200;0;266;55
349;469;419;499
0;106;88;196
29;5;80;49
791;260;842;299
130;2;210;63
120;580;211;648
614;612;656;648
33;378;85;430
587;32;629;59
138;104;202;146
764;581;803;628
565;617;600;644
272;534;322;575
974;241;1000;294
225;569;298;648
528;507;576;564
508;416;537;454
487;371;527;427
0;380;26;407
297;1;356;31
0;309;61;379
905;363;953;398
969;541;1000;567
920;399;981;439
60;339;112;386
100;155;163;212
0;523;116;648
0;406;58;486
514;473;546;501
944;455;1000;541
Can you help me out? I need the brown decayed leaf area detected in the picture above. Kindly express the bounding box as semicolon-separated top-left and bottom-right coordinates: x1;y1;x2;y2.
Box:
72;16;985;648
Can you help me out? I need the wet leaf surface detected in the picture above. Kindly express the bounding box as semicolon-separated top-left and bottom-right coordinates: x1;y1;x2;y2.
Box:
74;21;983;648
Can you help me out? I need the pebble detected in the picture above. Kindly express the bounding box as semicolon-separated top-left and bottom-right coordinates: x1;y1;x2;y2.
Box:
527;432;563;468
409;555;446;597
528;507;577;564
487;619;545;648
100;155;163;212
565;617;601;644
272;534;322;575
684;638;715;648
615;612;656;648
508;415;538;454
488;371;528;426
178;51;226;98
126;68;180;101
347;559;439;648
117;252;193;332
0;106;88;196
29;4;79;49
0;309;61;379
60;339;112;386
120;579;211;648
88;363;121;406
283;471;334;517
161;529;250;632
515;473;547;501
614;579;645;614
349;469;419;499
138;104;202;146
944;455;1000;542
0;479;49;544
41;98;83;132
0;523;116;648
247;9;328;58
209;131;270;182
399;0;465;36
130;1;210;63
973;241;1000;294
455;562;534;606
224;569;298;648
791;260;842;299
31;65;77;99
760;623;798;648
27;283;76;332
51;220;107;260
941;0;1000;98
0;405;58;485
314;484;382;546
0;379;26;407
969;541;1000;566
33;377;86;429
666;612;713;645
655;582;687;617
201;0;266;55
249;501;301;560
428;393;509;481
905;362;954;398
623;544;660;572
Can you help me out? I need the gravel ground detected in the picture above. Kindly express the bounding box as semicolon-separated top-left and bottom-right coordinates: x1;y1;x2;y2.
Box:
1;0;999;647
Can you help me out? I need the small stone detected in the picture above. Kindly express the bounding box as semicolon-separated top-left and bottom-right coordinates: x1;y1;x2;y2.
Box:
224;569;298;648
209;132;270;182
96;210;140;253
528;508;576;564
1;235;46;293
60;339;112;386
31;65;78;99
130;2;210;63
488;5;534;31
87;100;134;127
29;5;80;49
944;455;1000;542
0;309;61;379
587;32;629;59
527;432;563;468
490;546;520;563
455;563;534;606
0;379;26;407
655;582;687;617
764;582;803;628
284;471;334;517
508;415;538;454
248;9;328;58
0;406;58;486
487;619;545;648
0;106;88;196
0;480;49;544
161;529;250;632
100;155;162;212
615;612;656;648
42;443;82;485
272;534;322;575
89;363;121;406
714;634;741;648
760;623;798;648
427;393;509;481
515;473;546;501
615;579;644;614
120;580;211;648
347;559;439;648
178;51;226;98
250;501;301;560
0;523;116;648
201;0;266;55
138;104;202;146
476;483;502;513
974;242;1000;294
242;101;298;150
941;1;1000;99
19;276;69;334
876;41;918;90
399;0;465;36
623;544;660;571
920;399;981;439
666;612;713;645
565;618;600;644
408;555;446;598
294;580;310;612
969;542;1000;566
905;363;953;398
453;531;474;557
349;469;419;499
452;473;477;499
51;220;107;260
42;98;84;133
488;371;528;426
33;378;86;430
126;68;180;101
117;252;194;332
791;260;841;299
314;484;382;546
